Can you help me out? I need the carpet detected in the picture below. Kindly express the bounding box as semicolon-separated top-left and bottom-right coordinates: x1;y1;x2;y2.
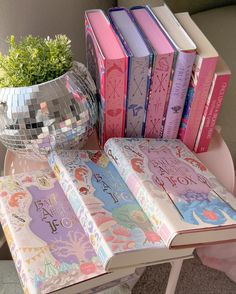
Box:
132;256;236;294
1;256;236;294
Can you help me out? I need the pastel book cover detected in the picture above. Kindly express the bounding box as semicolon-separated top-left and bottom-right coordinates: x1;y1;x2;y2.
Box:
130;6;175;138
150;4;196;139
0;170;134;294
104;137;236;249
176;12;219;150
48;150;193;271
85;9;128;146
194;57;231;153
108;7;153;137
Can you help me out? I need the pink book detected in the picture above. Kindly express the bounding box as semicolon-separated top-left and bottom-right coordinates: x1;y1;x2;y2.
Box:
151;5;196;139
105;137;236;249
85;10;128;146
130;6;174;138
194;57;231;153
176;13;219;150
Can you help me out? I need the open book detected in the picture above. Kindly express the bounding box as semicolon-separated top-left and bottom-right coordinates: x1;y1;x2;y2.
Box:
104;138;236;248
48;149;193;271
0;170;135;294
48;138;236;255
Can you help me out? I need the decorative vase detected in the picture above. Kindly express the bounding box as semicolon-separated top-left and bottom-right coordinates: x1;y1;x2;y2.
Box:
0;62;98;161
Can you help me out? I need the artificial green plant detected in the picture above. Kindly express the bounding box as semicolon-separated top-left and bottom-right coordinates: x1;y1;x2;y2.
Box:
0;34;73;87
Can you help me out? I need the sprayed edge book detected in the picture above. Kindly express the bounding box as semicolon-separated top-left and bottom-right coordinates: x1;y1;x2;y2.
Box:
85;9;128;146
150;4;196;139
176;12;219;150
130;6;175;138
108;7;153;138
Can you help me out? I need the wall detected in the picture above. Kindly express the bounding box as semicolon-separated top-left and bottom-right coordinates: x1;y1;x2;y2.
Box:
0;0;116;63
0;0;116;173
118;0;236;14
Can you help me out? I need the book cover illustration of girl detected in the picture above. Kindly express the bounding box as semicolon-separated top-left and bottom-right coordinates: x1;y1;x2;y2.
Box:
0;171;104;294
138;141;236;225
70;151;162;255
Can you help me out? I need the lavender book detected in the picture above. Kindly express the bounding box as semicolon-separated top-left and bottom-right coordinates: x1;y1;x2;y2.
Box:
0;170;134;294
104;138;236;248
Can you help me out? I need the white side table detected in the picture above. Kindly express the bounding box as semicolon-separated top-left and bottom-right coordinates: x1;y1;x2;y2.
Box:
1;129;235;293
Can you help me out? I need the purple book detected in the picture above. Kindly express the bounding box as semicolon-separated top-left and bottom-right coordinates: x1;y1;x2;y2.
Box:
130;6;175;138
108;7;153;137
0;169;134;294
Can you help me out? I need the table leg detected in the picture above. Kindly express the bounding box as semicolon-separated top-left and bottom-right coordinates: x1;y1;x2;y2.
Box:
0;226;5;249
165;259;183;294
123;267;146;290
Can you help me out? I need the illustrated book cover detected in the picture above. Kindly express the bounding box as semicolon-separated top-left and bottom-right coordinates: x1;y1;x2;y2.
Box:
108;7;152;137
48;150;193;271
0;170;135;294
104;137;236;248
130;6;175;138
85;9;128;146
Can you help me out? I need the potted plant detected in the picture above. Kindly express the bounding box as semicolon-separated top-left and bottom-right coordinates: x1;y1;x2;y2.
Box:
0;35;97;160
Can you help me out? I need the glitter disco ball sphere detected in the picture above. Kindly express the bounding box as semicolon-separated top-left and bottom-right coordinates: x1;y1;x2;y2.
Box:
0;62;98;160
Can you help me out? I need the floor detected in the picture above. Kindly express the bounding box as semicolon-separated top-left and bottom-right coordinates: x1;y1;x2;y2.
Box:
0;261;22;294
132;256;236;294
1;256;236;294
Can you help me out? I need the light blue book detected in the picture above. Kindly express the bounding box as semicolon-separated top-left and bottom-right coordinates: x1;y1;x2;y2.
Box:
48;149;193;271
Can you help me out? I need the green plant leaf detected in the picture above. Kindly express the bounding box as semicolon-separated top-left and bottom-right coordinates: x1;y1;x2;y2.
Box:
0;34;73;88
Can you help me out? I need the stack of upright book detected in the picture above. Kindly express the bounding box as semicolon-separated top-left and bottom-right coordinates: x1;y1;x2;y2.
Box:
86;4;231;153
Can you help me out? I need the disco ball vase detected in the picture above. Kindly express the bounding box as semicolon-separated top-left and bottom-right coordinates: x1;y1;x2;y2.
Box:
0;62;98;161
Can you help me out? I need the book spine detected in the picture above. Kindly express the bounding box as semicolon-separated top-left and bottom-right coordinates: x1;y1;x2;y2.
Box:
102;58;127;144
178;57;218;150
162;50;196;139
104;140;171;245
48;152;113;269
144;52;174;138
126;56;150;137
160;51;178;137
194;73;231;153
107;8;151;137
85;14;128;146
